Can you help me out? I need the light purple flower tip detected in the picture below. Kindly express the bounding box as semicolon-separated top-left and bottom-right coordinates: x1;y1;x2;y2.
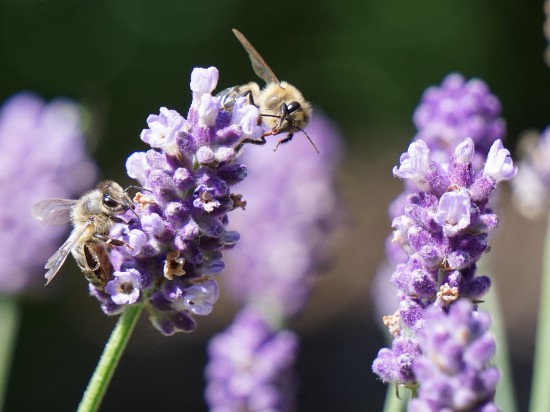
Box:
190;66;219;101
105;269;142;305
183;279;219;315
454;137;475;164
140;107;185;150
483;139;517;182
393;140;431;191
198;94;220;127
232;97;265;140
434;189;471;237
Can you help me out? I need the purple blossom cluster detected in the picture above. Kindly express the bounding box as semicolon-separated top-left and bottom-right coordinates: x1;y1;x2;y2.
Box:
413;73;505;166
373;74;507;319
511;127;550;219
372;137;515;388
92;66;263;335
409;300;500;412
205;309;298;412
0;93;97;294
371;73;515;409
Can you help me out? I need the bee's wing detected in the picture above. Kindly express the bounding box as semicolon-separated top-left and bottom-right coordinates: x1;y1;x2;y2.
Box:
44;223;90;285
32;199;77;226
232;29;280;85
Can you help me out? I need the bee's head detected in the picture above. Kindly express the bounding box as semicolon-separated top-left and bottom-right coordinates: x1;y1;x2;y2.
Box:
98;180;134;214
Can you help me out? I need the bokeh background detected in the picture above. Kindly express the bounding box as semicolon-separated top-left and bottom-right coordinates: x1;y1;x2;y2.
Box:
1;0;549;410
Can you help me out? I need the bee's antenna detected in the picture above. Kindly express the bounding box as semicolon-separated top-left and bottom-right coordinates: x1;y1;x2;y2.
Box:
123;185;143;193
297;127;319;154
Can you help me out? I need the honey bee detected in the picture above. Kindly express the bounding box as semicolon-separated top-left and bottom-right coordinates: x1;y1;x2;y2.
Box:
220;29;318;153
32;180;135;290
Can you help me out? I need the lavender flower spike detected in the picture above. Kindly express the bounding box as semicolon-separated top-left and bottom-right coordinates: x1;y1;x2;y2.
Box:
409;300;500;412
0;93;97;295
373;136;515;387
98;66;263;335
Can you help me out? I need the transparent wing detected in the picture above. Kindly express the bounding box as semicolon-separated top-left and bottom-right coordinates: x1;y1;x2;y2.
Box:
232;29;280;85
44;223;90;285
32;198;76;226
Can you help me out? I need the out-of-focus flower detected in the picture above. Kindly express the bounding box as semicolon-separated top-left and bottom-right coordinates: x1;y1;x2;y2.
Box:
409;300;500;412
413;73;505;167
0;93;97;294
512;128;550;219
223;110;343;319
97;67;262;335
205;308;298;412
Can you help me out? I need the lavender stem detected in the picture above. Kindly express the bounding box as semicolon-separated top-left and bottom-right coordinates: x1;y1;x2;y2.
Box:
77;304;143;412
0;297;19;411
529;213;550;412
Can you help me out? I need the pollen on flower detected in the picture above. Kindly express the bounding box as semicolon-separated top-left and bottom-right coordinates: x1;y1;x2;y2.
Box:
133;192;157;210
436;283;459;306
164;251;186;280
383;310;401;336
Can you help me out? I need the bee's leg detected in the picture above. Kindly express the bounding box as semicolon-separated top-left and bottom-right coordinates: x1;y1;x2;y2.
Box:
239;89;256;106
274;133;294;151
93;233;132;249
235;135;267;153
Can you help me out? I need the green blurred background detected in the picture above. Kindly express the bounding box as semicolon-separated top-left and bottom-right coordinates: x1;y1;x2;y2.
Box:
1;0;549;410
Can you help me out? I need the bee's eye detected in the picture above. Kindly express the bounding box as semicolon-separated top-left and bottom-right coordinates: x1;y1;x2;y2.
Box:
286;101;301;114
102;194;120;209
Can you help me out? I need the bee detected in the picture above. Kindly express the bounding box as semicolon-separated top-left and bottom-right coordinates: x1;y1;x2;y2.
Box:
31;180;135;290
220;29;318;153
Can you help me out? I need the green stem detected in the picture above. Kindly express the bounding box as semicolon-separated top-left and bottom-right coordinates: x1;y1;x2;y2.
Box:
529;214;550;412
382;384;408;412
77;304;143;412
0;297;19;412
480;275;517;412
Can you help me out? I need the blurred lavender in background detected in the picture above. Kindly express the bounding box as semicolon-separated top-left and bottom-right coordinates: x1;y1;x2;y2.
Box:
205;110;343;410
413;73;505;167
221;110;343;320
205;308;298;412
0;93;97;295
512;128;550;219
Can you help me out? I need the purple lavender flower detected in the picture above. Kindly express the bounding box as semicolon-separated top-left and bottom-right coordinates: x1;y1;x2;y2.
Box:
204;308;298;412
409;300;500;412
221;110;342;319
413;73;505;166
372;137;515;386
512;128;550;219
0;93;97;294
96;66;263;335
372;74;507;319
